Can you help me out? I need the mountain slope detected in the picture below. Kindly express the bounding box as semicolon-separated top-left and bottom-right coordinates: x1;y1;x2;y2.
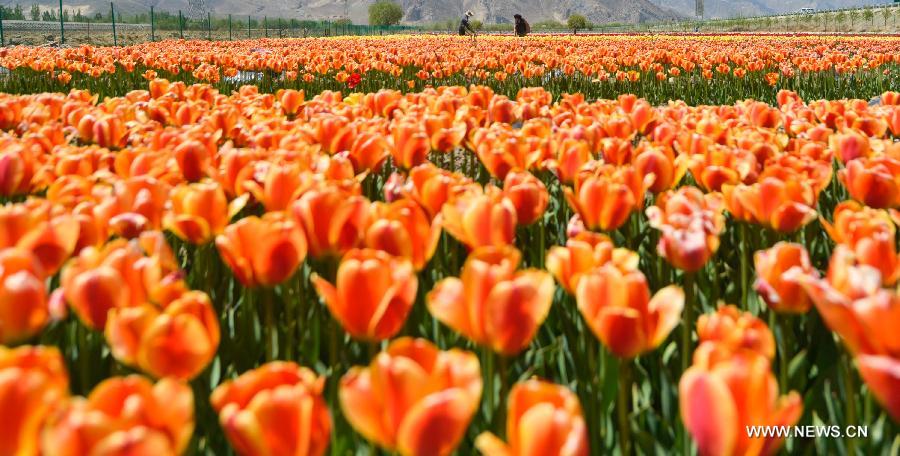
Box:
47;0;682;25
649;0;888;19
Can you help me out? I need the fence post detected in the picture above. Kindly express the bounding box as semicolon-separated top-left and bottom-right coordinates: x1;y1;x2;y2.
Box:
58;0;64;43
178;10;184;39
150;6;155;41
111;2;117;46
207;11;211;40
248;16;251;38
0;9;4;47
228;14;232;40
278;18;281;38
264;16;268;37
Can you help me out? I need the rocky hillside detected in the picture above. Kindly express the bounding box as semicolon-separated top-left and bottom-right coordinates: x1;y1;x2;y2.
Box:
648;0;887;19
50;0;681;25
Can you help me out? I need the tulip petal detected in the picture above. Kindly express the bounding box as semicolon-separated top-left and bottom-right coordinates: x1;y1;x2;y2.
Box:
396;388;476;456
680;368;738;456
856;355;900;422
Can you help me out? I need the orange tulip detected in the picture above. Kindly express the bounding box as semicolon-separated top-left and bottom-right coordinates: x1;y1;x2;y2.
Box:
61;234;185;330
290;183;370;258
576;265;684;358
279;89;305;117
105;291;220;380
696;305;776;360
793;250;899;359
475;379;588;456
502;170;549;226
830;130;871;164
546;231;639;294
0;200;80;276
823;201;900;285
839;155;900;209
633;142;687;193
0;345;68;456
165;180;247;244
211;362;332;456
427;246;554;355
366;199;441;270
93;176;171;240
41;375;193;456
646;187;725;272
472;126;544;180
0;248;49;344
856;354;900;422
564;163;648;232
391;120;430;170
791;246;900;420
685;144;757;192
680;350;802;456
441;185;517;249
347;131;390;174
754;243;818;314
174;139;214;183
216;212;308;287
722;177;817;233
423;112;467;152
552;139;592;186
313;249;417;341
339;337;482;456
242;162;314;212
400;163;474;218
0;145;36;196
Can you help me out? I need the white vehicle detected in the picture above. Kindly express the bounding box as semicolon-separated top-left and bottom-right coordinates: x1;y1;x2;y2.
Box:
799;7;816;14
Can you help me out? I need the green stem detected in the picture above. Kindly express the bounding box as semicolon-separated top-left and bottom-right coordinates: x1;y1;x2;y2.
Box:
264;288;276;362
682;272;695;456
682;272;696;373
740;222;750;312
841;352;858;456
483;346;496;424
617;359;633;456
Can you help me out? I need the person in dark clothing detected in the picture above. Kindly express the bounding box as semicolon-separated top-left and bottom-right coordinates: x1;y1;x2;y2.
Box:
459;10;475;36
514;14;531;37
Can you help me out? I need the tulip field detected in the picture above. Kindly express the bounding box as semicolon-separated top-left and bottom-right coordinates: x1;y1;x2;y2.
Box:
1;33;900;456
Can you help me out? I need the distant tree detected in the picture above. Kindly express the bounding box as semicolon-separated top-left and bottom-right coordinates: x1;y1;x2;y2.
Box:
863;8;874;28
883;6;892;26
12;4;23;19
74;8;83;22
567;14;587;34
29;3;38;20
41;10;52;21
801;12;813;31
834;11;846;29
368;0;402;27
848;9;859;29
62;9;69;22
94;12;102;21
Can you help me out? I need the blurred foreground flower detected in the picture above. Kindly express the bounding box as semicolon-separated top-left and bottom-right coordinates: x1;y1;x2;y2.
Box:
339;338;481;456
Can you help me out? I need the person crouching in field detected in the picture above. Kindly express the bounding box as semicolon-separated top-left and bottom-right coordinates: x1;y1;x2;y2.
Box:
514;14;531;37
459;11;476;36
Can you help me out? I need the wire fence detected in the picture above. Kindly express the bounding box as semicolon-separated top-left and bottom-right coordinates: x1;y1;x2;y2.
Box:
0;1;896;47
0;2;418;46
